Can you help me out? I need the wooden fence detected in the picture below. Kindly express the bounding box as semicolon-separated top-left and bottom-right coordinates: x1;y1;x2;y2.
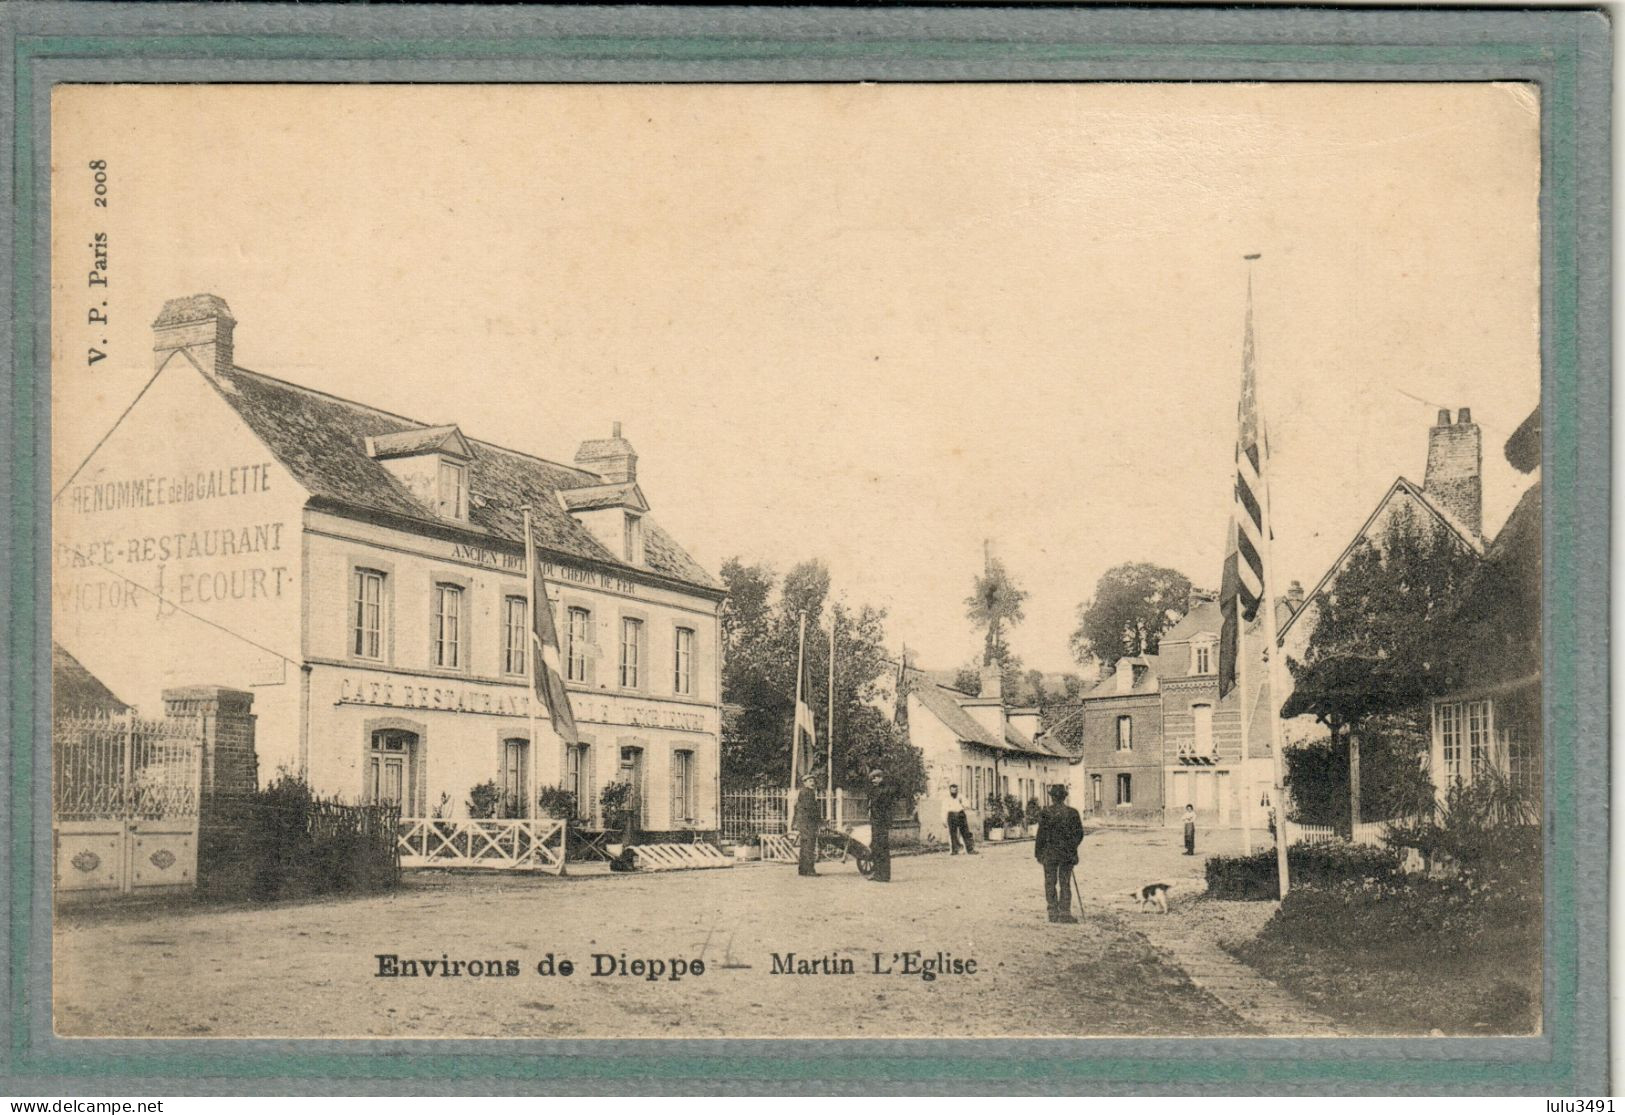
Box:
398;817;567;874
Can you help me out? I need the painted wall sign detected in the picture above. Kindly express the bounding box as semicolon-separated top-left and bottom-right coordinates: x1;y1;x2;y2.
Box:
446;541;638;596
333;674;712;734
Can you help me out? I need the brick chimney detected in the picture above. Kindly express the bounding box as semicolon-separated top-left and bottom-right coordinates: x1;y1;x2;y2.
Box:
1423;407;1482;537
573;421;638;484
153;294;235;377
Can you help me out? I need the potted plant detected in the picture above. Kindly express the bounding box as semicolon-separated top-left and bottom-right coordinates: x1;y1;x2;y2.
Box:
536;784;577;823
986;794;1006;841
600;781;635;843
1025;796;1042;833
1005;794;1025;837
733;828;761;862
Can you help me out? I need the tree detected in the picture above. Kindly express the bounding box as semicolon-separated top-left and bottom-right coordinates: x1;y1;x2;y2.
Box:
1070;562;1193;666
965;546;1029;667
1283;710;1435;829
719;558;925;795
1280;503;1479;832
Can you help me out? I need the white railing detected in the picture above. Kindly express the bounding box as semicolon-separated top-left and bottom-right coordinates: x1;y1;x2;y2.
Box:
398;817;566;874
1285;821;1339;846
1285;820;1394;847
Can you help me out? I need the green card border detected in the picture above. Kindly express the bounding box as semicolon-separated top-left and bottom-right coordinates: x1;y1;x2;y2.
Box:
0;3;1609;1096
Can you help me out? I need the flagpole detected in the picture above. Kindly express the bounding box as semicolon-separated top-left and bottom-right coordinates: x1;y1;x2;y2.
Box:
1248;253;1292;899
790;611;807;790
522;506;538;821
1237;544;1253;856
827;614;837;811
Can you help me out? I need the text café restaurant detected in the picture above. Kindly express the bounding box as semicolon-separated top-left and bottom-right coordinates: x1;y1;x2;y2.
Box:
53;295;725;835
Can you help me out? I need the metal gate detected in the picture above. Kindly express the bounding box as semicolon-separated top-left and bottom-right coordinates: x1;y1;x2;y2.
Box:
54;712;202;896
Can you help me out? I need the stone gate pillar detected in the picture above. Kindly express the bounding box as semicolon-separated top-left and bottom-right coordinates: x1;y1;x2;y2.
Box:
163;685;259;795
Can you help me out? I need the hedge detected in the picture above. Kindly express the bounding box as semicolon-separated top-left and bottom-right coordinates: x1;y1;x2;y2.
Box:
1205;842;1403;900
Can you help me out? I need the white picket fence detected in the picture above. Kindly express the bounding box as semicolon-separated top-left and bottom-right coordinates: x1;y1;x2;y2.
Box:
1286;820;1393;847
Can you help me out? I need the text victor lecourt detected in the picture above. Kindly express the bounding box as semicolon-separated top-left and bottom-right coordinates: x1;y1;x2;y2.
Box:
373;951;979;983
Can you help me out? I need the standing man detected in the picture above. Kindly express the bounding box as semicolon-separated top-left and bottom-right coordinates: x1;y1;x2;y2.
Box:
944;783;976;855
793;775;822;877
866;768;895;883
1034;784;1084;923
1183;803;1197;856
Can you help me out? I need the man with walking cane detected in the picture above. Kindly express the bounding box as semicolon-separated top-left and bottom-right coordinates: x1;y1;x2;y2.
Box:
1035;784;1084;924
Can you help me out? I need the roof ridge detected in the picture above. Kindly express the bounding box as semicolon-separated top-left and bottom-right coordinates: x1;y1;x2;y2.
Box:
229;365;601;481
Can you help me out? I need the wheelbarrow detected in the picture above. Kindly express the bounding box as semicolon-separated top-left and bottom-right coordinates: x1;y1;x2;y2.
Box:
810;824;875;876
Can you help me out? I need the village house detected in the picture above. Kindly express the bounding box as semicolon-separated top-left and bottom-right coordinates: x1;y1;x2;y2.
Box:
1426;407;1541;807
1276;407;1489;743
1060;591;1286;829
902;667;1081;842
53;295;726;835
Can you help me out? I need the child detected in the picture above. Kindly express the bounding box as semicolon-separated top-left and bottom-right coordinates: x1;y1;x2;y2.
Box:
1182;803;1196;856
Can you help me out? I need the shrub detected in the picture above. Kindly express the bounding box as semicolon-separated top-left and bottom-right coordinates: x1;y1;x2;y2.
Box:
466;780;504;819
1385;769;1540;888
199;771;398;902
536;783;577;820
1255;870;1537;961
1206;841;1404;900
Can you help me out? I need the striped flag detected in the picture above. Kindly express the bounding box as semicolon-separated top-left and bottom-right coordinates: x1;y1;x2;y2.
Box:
794;697;817;774
1219;270;1268;700
525;516;579;746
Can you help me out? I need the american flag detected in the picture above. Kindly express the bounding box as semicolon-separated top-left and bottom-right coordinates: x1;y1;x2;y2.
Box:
525;515;579;747
1218;264;1268;700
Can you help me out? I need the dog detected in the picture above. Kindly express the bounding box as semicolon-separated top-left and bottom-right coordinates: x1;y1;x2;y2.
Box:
1130;882;1171;914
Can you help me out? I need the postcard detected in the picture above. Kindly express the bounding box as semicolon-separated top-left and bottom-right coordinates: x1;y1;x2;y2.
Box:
46;80;1548;1045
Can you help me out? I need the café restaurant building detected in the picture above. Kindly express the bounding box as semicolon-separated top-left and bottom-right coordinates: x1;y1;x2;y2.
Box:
53;295;726;834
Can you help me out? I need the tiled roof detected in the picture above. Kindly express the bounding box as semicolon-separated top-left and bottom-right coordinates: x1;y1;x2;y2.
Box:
910;682;1072;760
1079;654;1162;699
1160;600;1222;644
368;426;472;461
1276;476;1484;644
559;483;648;513
1446;481;1541;691
52;642;129;714
208;366;720;593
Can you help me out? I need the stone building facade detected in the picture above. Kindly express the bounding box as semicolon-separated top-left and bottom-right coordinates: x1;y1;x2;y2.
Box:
53;295;726;834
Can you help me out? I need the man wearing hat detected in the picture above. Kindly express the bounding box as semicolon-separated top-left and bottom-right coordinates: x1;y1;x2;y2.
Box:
792;774;822;877
866;768;895;883
1034;784;1084;923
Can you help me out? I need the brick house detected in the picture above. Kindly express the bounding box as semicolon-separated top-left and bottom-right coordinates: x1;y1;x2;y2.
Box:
53;295;726;835
1070;655;1165;824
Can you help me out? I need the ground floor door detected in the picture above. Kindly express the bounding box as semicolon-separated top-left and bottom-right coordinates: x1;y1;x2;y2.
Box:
368;730;418;813
619;746;646;829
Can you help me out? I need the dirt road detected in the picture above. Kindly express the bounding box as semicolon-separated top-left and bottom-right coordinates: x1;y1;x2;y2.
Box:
54;827;1261;1038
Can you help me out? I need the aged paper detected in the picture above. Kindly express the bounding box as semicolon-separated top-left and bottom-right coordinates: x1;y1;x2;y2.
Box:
49;83;1541;1039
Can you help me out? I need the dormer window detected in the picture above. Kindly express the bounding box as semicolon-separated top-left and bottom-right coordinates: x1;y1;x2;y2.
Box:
438;460;467;521
365;425;475;522
623;513;643;564
1192;637;1216;676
